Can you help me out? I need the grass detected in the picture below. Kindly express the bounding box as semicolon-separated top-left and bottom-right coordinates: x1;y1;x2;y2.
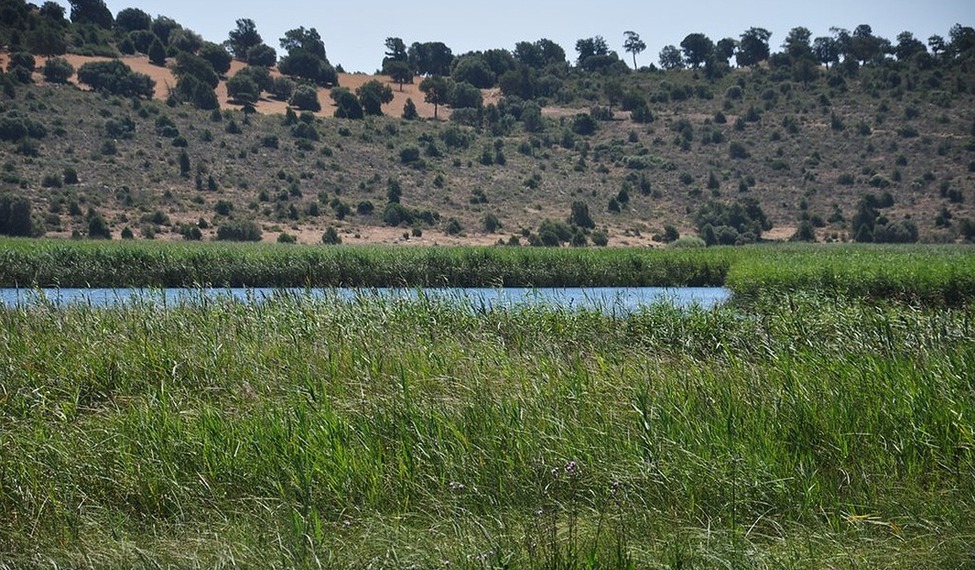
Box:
0;237;733;288
1;290;974;567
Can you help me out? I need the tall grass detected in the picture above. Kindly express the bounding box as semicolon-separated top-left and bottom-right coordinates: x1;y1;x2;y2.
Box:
725;244;975;306
3;239;973;306
1;292;973;567
0;238;733;288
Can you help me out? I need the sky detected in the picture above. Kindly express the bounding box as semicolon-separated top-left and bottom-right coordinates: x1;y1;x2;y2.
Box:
53;0;973;72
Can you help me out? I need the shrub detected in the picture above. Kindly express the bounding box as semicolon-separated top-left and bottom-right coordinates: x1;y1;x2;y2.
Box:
0;194;33;236
42;57;74;83
77;60;154;98
216;220;262;241
322;226;341;244
729;141;749;159
444;217;462;235
482;213;501;233
290;85;321;112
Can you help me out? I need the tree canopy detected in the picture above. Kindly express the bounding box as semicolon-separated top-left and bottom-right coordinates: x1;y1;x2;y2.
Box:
68;0;112;29
226;18;263;59
680;33;714;68
623;31;646;70
736;27;772;67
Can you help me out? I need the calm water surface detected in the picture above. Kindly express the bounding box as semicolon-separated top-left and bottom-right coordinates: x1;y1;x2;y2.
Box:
0;287;730;312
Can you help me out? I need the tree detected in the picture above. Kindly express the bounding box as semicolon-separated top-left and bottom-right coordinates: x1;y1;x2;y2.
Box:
419;76;450;119
43;57;74;83
226;73;259;104
246;44;277;67
69;0;112;29
290;85;321;112
402;97;418;120
331;87;363;119
658;45;685;70
568;201;595;229
449;81;482;109
0;194;33;237
850;24;883;64
115;7;151;33
680;33;714;68
39;1;67;24
514;38;566;69
408;41;453;76
894;31;926;61
715;38;737;64
695;198;771;245
736;27;772;67
150;16;182;45
813;36;840;69
77;60;154;98
603;79;623;111
279;50;338;86
169;28;203;53
199;42;232;75
270;76;296;100
280;26;327;60
227;18;263;59
178;149;191;177
575;36;609;65
451;55;495;88
356;80;393;115
148;37;167;66
928;35;946;58
386;60;413;91
27;26;67;56
86;208;111;239
623;31;646;70
174;51;219;89
948;24;975;59
783;26;813;60
382;36;408;72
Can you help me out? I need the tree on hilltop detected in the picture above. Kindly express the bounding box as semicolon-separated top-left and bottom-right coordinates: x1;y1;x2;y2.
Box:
69;0;112;29
680;33;714;68
227;18;263;59
114;7;151;34
736;27;772;67
715;38;737;64
623;31;646;70
813;36;840;69
659;45;684;70
280;26;327;60
382;37;408;72
409;41;454;76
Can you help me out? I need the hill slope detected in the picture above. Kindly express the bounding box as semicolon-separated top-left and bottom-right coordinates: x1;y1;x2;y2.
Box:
1;53;973;246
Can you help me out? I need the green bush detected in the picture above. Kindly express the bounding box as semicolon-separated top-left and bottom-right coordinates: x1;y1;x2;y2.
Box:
216;220;262;241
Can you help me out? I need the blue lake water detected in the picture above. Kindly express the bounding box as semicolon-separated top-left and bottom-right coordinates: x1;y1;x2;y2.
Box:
0;287;730;313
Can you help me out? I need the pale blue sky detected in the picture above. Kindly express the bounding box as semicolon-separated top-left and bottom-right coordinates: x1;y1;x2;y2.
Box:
54;0;973;72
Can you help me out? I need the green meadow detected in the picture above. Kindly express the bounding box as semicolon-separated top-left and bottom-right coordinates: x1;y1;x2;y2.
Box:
1;242;974;568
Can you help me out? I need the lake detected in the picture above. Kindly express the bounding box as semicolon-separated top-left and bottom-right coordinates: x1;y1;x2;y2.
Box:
0;287;730;313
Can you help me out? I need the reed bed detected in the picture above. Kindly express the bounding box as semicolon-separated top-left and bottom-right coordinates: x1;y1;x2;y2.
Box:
725;244;975;307
0;239;732;289
1;291;973;567
3;239;974;306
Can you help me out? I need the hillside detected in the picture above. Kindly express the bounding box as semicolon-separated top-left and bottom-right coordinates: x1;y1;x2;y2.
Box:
1;29;974;246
